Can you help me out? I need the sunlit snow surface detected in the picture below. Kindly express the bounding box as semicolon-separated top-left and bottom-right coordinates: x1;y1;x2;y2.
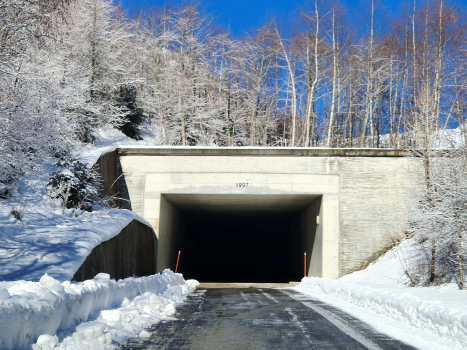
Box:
0;129;200;350
0;128;152;282
2;127;467;349
0;271;198;349
0;203;142;282
297;239;467;350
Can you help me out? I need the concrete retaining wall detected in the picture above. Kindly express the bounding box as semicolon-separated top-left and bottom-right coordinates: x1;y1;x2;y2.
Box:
73;219;157;281
93;150;119;206
73;151;157;281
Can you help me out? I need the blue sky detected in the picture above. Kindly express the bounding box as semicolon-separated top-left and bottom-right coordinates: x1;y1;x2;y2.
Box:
119;0;406;36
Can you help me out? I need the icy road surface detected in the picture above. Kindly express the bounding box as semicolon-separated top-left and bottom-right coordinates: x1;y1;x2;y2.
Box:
122;288;415;349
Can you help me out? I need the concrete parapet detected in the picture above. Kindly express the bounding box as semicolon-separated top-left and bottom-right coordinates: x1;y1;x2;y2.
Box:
118;147;410;157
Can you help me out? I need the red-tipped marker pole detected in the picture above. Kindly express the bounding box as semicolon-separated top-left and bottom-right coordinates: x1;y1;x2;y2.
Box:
175;251;181;273
304;252;307;277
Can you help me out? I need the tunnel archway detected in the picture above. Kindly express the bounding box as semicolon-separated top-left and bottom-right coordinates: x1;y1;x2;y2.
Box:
157;194;322;283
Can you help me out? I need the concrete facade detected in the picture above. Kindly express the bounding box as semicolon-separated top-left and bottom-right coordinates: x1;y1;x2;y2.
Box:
117;147;421;279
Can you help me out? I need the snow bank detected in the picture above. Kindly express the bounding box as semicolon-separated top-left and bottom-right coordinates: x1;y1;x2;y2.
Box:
298;278;467;347
339;238;419;286
297;239;467;348
0;270;197;349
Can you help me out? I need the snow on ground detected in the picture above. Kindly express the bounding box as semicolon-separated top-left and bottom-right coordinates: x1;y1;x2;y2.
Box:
0;129;152;282
0;270;198;349
296;239;467;350
0;128;200;350
338;238;418;286
0;202;141;282
78;128;155;165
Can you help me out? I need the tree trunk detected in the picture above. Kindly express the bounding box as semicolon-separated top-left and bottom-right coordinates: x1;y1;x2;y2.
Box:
327;8;338;147
429;239;436;284
275;24;297;146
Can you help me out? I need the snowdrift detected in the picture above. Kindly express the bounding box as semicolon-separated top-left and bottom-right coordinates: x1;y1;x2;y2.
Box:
298;277;467;347
297;239;467;348
0;270;196;349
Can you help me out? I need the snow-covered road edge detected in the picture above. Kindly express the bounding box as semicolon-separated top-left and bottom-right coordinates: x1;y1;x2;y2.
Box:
297;277;467;348
0;270;197;349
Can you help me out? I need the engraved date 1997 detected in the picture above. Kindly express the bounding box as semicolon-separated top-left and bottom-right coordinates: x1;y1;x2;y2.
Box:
236;183;249;187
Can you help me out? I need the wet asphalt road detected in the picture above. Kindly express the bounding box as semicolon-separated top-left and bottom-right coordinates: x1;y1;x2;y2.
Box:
122;288;416;350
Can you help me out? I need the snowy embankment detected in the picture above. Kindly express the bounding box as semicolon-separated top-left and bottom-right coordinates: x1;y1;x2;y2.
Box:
0;270;198;350
0;129;153;282
0;205;145;282
0;129;200;349
296;239;467;349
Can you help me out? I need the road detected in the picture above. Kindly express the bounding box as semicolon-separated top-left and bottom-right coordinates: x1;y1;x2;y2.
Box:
123;287;416;350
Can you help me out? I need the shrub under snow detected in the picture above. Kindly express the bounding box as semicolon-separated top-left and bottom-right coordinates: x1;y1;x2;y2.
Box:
47;157;102;209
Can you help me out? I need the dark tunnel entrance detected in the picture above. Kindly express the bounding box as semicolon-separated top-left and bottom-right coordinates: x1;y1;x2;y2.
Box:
157;194;322;283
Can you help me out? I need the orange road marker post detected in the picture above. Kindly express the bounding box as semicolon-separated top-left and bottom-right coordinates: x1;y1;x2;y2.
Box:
175;251;181;273
304;252;307;277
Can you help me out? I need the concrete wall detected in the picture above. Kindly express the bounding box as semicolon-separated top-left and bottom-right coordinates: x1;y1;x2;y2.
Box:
93;150;119;206
338;157;418;272
118;147;422;278
157;195;185;272
289;197;323;277
308;198;324;277
73;219;157;281
73;151;158;281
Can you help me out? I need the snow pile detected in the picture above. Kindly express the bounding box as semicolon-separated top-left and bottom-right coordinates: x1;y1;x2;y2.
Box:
298;277;467;347
297;239;467;348
0;270;198;349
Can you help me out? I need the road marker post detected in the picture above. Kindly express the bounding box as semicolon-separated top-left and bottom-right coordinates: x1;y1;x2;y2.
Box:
304;252;307;277
175;251;181;273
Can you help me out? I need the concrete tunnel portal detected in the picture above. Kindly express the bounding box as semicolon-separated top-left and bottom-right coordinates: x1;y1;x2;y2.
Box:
117;147;418;280
157;194;322;283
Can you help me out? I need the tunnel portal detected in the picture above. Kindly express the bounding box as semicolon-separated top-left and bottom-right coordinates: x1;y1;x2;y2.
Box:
158;194;321;283
117;147;418;279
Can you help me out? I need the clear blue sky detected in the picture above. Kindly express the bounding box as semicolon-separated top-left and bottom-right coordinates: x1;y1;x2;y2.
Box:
119;0;405;36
